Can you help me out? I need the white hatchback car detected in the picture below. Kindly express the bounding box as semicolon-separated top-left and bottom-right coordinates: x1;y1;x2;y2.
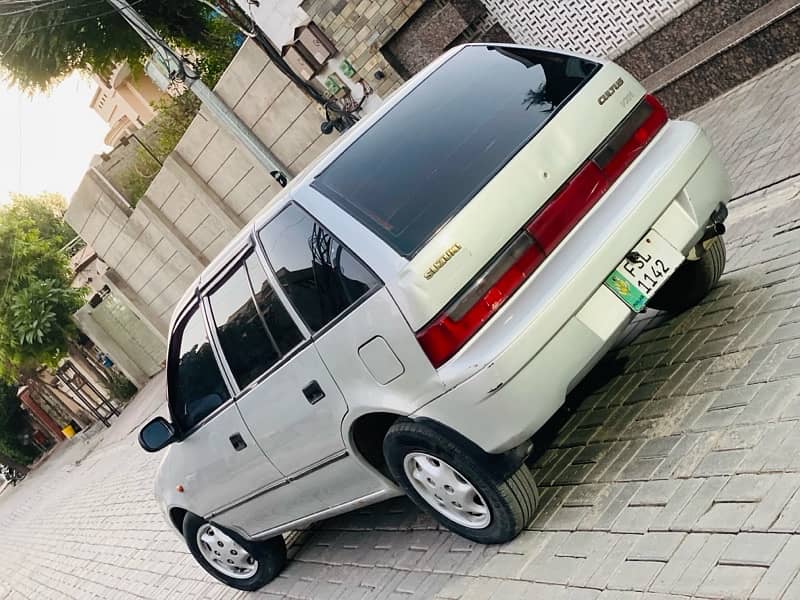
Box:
139;43;731;590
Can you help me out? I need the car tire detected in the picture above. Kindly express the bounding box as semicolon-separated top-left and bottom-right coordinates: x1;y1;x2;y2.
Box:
182;512;286;591
648;235;726;313
383;420;538;544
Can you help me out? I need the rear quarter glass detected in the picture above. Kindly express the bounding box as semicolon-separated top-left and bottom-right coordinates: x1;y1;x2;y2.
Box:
311;45;599;257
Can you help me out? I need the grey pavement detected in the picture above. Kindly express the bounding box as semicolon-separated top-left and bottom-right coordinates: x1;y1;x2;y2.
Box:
686;53;800;200
5;54;800;600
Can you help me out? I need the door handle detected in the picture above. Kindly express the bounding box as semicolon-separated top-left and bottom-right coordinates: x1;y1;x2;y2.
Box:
229;433;247;451
302;380;325;405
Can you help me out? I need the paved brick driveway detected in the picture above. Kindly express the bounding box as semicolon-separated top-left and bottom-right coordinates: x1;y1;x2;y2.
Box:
685;53;800;200
4;56;800;600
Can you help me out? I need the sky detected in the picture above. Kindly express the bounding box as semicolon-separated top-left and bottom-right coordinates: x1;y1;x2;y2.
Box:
0;73;110;206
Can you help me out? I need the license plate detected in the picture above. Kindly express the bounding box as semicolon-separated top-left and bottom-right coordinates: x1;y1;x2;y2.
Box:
604;230;684;312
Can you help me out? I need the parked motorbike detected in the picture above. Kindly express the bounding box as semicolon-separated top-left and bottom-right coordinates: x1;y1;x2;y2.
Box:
0;464;26;487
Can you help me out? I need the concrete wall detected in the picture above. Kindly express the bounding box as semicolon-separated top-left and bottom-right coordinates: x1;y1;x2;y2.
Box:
67;39;337;381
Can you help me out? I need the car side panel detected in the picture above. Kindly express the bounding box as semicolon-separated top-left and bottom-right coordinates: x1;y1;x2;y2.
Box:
313;288;445;445
154;403;285;521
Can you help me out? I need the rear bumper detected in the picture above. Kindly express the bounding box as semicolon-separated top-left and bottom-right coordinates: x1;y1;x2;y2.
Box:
414;120;731;453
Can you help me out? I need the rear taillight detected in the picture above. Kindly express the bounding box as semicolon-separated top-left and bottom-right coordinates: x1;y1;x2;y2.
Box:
416;233;545;368
526;160;607;254
595;94;669;182
417;94;668;368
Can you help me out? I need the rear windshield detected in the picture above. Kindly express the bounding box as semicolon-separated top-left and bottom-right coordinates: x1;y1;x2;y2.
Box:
312;45;599;257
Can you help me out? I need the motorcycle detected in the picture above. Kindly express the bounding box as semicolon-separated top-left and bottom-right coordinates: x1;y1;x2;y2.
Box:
0;464;26;487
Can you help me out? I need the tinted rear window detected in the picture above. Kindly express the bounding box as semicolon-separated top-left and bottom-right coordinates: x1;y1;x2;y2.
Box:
312;45;599;257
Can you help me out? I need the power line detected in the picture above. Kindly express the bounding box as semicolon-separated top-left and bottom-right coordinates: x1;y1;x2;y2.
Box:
0;10;32;54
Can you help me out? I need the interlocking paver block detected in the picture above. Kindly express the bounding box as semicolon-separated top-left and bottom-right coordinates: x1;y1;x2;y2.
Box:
697;564;765;600
627;532;684;562
653;534;733;596
751;536;800;600
669;477;727;531
719;532;788;568
744;474;800;531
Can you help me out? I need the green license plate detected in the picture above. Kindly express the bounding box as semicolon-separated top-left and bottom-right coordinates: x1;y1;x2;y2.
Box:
605;270;648;312
604;230;685;312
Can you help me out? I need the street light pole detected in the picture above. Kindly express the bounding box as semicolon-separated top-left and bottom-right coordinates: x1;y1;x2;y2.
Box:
105;0;290;186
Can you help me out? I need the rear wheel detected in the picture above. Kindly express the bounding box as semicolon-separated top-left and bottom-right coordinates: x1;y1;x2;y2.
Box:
648;235;726;313
183;513;286;591
383;420;538;544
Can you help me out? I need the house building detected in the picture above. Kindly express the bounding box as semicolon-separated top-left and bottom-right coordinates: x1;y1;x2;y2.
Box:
89;63;166;146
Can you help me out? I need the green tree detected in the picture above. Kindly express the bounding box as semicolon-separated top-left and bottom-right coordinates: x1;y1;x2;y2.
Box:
0;194;86;382
193;14;242;88
6;192;76;247
0;1;219;91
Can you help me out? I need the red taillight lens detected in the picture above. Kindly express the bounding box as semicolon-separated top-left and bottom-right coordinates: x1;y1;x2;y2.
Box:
530;94;667;255
599;94;668;182
416;233;545;368
417;94;668;368
526;160;608;254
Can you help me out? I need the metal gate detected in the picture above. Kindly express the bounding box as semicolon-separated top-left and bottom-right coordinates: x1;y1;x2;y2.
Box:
480;0;700;57
55;362;120;428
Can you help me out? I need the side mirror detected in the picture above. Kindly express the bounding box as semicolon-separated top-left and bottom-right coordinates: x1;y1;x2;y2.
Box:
139;417;177;452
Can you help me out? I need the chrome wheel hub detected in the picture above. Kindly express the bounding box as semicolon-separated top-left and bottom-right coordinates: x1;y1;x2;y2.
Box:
196;523;258;579
403;452;491;529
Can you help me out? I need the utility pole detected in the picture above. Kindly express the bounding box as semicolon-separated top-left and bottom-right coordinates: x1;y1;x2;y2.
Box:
106;0;290;186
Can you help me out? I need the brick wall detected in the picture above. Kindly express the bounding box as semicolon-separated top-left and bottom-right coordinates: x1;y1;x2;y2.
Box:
301;0;426;96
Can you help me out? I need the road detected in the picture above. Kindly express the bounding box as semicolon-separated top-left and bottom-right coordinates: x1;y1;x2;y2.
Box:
3;55;800;600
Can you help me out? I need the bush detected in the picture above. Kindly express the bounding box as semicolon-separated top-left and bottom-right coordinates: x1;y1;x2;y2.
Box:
194;14;242;88
114;93;201;206
107;371;137;402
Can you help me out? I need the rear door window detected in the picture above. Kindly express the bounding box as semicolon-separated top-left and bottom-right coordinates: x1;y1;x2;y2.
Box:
169;307;230;431
258;204;380;333
207;253;303;390
311;45;599;257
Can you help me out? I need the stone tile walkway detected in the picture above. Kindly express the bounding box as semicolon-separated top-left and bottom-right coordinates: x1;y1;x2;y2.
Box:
687;53;800;199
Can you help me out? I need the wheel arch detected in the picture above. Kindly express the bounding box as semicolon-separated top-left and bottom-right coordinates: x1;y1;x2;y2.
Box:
411;417;532;481
347;411;405;481
169;506;188;533
347;412;532;484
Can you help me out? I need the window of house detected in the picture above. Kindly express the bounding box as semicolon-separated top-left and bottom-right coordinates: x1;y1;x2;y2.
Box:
169;307;230;432
207;253;303;390
258;204;381;333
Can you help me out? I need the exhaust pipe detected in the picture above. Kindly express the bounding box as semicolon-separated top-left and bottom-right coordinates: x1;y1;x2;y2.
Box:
700;221;726;243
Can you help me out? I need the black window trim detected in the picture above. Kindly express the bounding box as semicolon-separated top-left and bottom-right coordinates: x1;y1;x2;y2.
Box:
166;300;237;438
255;201;385;342
202;245;311;400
